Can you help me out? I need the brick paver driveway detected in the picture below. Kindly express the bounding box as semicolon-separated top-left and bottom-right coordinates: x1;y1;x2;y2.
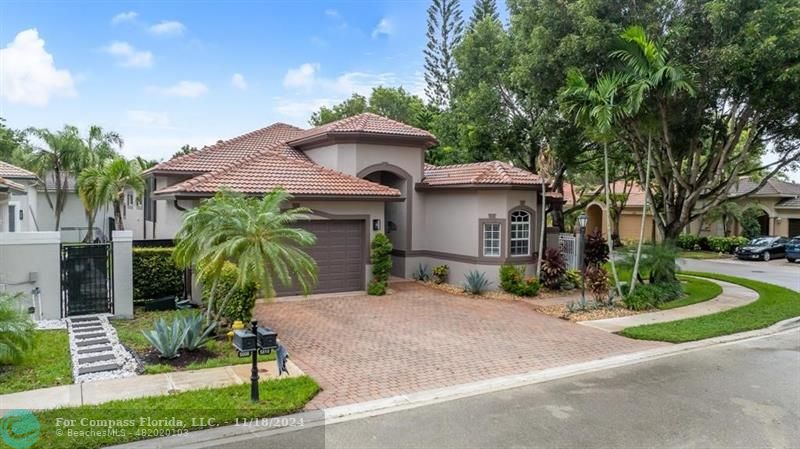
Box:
254;281;665;409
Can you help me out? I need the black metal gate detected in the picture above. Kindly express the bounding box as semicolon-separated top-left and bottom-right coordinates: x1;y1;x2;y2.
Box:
61;243;114;317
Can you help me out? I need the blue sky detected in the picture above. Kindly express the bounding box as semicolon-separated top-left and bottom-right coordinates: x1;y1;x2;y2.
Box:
1;1;479;161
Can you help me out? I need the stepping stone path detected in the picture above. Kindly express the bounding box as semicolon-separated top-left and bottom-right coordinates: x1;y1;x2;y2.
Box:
66;314;138;382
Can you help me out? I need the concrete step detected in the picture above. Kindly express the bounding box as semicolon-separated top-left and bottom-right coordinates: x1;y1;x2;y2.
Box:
78;363;121;375
74;332;106;340
78;353;116;365
77;345;113;355
72;324;104;331
70;316;101;323
75;338;110;347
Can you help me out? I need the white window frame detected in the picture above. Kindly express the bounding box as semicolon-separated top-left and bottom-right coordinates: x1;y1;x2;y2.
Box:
483;222;502;257
509;210;531;256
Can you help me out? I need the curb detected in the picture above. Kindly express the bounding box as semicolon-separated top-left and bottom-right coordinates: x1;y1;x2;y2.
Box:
109;316;800;449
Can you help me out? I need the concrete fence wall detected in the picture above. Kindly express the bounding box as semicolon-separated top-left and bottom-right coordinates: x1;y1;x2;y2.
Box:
0;231;133;320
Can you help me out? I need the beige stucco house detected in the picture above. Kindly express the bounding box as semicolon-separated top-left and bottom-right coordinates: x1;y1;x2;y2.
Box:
143;113;556;295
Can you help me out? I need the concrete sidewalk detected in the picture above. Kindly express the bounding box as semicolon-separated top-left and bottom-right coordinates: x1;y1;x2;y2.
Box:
0;360;303;413
579;277;758;333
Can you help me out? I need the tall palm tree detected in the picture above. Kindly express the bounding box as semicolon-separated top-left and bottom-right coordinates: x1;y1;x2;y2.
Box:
78;158;144;232
26;126;84;230
536;145;555;278
173;190;318;325
562;70;629;299
76;126;123;241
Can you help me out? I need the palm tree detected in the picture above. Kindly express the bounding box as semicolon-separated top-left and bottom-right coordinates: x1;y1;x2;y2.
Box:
536;145;555;278
26;126;85;230
563;70;629;299
0;293;34;366
78;158;144;232
76;126;123;241
173;190;318;326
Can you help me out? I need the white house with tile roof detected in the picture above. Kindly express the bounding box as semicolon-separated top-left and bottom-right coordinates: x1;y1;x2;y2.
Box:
143;113;559;294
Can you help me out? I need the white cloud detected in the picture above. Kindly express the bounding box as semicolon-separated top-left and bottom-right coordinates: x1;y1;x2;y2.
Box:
103;41;153;68
324;9;340;18
111;11;137;25
372;18;393;38
127;110;170;127
148;20;186;37
283;63;319;89
0;29;76;107
148;80;208;98
231;73;247;90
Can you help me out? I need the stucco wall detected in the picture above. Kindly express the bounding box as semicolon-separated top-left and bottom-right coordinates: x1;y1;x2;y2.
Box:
34;190;115;239
0;232;61;319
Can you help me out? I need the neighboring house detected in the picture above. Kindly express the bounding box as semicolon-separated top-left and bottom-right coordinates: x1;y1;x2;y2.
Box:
0;160;116;239
566;176;800;242
144;113;556;295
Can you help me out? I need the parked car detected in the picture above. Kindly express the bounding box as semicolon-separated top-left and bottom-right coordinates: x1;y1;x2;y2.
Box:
734;236;788;261
786;236;800;263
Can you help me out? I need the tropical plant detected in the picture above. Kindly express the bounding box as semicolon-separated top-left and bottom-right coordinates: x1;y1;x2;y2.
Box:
180;313;217;351
463;270;490;294
173;190;318;326
432;265;449;284
141;318;187;359
623;282;683;311
540;248;566;290
561;269;583;290
498;264;539;297
584;230;610;267
536;146;555;278
584;265;610;303
369;233;393;295
74;126;122;240
412;263;431;282
0;293;34;366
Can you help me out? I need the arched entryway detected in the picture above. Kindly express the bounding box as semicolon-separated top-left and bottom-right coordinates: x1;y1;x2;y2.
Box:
585;203;603;236
755;210;770;236
358;163;412;277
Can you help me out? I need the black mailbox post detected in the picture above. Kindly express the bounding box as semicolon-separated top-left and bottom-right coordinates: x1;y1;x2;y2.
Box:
233;320;278;402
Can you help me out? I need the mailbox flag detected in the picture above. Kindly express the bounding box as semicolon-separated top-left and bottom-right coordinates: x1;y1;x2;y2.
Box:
276;343;289;376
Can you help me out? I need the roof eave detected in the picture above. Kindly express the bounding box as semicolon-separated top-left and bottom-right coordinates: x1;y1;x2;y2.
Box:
289;131;438;150
153;190;405;202
415;182;545;192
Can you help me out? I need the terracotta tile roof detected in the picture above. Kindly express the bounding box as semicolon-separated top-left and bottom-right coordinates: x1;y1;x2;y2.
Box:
421;161;543;187
0;161;37;179
729;177;800;197
154;150;401;198
0;176;25;191
776;197;800;209
288;112;437;147
146;122;308;174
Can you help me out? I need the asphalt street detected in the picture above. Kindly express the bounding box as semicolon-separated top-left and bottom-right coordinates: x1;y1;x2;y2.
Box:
214;328;800;449
680;258;799;291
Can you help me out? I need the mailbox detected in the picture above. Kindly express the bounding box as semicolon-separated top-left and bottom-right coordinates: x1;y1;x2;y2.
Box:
233;329;256;353
257;327;277;349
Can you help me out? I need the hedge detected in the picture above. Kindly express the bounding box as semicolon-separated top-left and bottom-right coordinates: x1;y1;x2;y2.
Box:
202;262;257;324
132;248;184;301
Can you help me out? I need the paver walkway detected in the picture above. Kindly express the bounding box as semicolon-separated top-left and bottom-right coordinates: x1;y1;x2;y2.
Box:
254;282;666;409
579;277;759;333
0;360;303;414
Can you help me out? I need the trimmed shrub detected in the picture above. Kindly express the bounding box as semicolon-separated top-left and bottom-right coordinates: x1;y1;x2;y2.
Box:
132;248;184;301
676;234;699;251
202;262;257;324
432;265;449;284
499;264;540;297
368;233;393;295
623;282;683;311
708;236;749;254
584;230;609;266
540;248;566;290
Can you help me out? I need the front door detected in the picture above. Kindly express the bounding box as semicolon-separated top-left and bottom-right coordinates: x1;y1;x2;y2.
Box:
7;204;15;232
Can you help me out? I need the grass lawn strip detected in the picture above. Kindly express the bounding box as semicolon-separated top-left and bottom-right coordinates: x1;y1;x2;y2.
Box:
658;276;723;310
33;376;319;449
620;272;800;343
678;251;727;260
0;330;71;394
113;309;274;374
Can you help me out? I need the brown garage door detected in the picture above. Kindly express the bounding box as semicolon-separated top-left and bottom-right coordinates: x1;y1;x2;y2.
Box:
274;220;366;296
789;218;800;237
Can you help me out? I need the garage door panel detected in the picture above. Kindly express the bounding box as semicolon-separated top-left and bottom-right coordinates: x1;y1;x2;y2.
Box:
274;220;366;296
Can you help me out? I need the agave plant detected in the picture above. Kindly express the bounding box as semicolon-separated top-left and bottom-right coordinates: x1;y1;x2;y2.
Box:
0;293;34;365
141;318;187;359
464;270;490;295
181;313;217;351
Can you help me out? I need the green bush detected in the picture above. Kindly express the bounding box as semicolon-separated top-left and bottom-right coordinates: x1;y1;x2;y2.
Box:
623;282;683;311
540;248;566;290
132;248;184;301
561;269;583;290
202;262;257;324
498;264;540;297
707;236;749;254
584;230;610;266
676;234;699;250
368;233;393;295
432;265;449;284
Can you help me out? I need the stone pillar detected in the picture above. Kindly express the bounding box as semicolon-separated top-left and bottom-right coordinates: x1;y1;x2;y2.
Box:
545;226;560;250
112;230;134;319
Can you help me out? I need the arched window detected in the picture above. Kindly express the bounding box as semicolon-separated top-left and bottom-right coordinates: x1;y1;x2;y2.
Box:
510;210;531;256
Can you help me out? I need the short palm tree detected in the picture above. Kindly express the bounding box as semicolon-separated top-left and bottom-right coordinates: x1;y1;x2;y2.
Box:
0;293;34;366
78;158;144;232
173;190;318;325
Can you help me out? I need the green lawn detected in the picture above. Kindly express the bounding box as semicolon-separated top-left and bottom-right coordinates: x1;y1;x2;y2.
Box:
678;251;727;260
621;272;800;342
657;276;723;310
0;330;72;394
113;309;274;374
31;376;319;449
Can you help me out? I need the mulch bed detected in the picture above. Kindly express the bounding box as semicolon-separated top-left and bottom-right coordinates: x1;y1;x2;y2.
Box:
139;347;218;369
416;280;578;302
536;303;644;321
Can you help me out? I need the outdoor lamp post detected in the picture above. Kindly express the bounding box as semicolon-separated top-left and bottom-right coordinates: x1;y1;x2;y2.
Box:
233;320;278;402
577;213;588;301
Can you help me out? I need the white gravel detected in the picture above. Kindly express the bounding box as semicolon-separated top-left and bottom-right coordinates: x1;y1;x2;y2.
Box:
35;318;67;330
67;314;139;383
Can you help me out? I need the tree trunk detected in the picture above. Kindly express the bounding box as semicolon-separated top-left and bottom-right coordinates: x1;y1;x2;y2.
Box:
113;200;125;230
54;170;62;231
536;186;547;277
630;138;652;295
611;209;622;246
603;143;623;299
